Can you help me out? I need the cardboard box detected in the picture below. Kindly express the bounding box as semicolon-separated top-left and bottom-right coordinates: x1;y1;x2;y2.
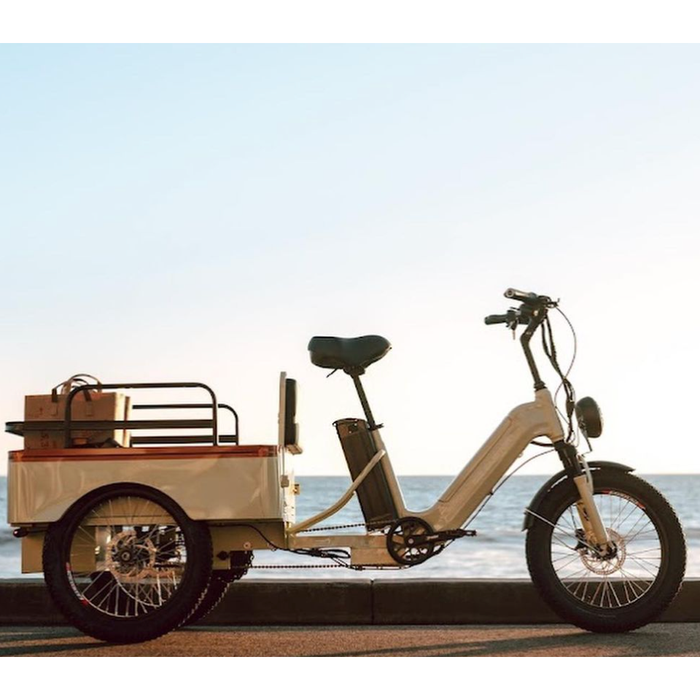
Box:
24;391;131;449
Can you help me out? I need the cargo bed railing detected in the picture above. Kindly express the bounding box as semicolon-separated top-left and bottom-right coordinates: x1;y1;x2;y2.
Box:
4;382;240;447
130;402;239;446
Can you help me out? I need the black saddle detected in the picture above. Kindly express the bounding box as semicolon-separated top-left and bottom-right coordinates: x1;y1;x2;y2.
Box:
308;335;391;372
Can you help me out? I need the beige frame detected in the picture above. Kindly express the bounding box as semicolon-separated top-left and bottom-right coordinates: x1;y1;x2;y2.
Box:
288;387;609;561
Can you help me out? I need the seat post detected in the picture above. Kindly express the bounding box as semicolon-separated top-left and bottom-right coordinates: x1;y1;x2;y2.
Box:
350;372;379;430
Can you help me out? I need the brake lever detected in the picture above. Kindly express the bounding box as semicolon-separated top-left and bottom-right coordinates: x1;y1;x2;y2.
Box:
506;309;519;339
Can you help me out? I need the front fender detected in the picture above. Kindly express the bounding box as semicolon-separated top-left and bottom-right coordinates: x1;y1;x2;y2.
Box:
522;460;635;531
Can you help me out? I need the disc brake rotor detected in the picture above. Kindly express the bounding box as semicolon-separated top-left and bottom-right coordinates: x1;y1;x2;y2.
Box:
578;528;627;575
106;529;158;582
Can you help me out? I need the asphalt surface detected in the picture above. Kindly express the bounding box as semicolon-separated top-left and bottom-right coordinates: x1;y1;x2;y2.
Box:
0;623;699;656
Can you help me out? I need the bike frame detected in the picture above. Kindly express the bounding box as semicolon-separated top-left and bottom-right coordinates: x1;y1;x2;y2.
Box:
288;303;611;562
288;389;566;547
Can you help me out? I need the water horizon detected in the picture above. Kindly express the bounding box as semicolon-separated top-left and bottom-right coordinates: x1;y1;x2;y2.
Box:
3;474;700;580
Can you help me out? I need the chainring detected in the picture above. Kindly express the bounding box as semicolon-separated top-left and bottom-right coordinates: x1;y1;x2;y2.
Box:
386;517;436;566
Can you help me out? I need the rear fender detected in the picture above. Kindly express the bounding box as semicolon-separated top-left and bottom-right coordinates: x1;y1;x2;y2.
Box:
522;460;635;530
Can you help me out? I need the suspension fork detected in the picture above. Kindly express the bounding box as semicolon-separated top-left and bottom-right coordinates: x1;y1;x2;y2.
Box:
555;441;612;551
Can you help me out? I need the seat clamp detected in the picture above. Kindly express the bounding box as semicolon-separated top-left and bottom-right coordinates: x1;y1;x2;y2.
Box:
344;367;365;377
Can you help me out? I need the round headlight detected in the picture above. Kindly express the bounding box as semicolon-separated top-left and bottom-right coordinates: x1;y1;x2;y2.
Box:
575;396;603;439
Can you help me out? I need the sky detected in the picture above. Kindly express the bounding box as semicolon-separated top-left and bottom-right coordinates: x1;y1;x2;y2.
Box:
1;44;699;476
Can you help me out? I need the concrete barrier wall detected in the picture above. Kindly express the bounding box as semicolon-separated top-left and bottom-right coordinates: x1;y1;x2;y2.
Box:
1;579;699;626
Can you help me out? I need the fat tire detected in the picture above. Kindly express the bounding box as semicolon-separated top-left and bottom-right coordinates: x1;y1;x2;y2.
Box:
526;470;685;633
43;483;212;644
187;551;253;625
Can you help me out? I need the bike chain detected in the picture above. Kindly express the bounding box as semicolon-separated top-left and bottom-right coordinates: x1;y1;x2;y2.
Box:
298;520;394;533
229;520;473;571
245;564;346;569
228;520;393;571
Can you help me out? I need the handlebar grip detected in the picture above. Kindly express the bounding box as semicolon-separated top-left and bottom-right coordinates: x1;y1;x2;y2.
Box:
504;288;538;303
484;314;508;325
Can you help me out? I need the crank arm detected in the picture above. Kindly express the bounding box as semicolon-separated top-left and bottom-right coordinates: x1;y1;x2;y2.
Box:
411;529;477;546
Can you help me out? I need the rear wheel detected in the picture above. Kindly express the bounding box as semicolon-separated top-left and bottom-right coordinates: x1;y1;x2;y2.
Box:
43;484;212;643
187;551;253;625
526;470;685;632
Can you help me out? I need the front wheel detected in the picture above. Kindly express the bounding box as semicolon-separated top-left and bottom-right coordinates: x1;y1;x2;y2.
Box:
526;470;685;633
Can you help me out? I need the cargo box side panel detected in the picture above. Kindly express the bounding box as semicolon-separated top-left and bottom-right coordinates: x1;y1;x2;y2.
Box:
8;450;283;525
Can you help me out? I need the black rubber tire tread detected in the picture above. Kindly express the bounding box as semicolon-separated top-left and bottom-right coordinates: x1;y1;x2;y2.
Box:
526;469;686;633
43;483;213;644
187;551;253;625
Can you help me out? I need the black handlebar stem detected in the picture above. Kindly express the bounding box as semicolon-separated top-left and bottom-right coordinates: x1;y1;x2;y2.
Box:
520;308;548;390
487;289;557;391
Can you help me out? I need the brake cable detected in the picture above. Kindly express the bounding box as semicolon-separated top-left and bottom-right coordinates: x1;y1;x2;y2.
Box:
541;312;577;441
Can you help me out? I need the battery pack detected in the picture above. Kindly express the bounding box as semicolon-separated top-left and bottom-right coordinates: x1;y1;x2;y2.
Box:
334;418;398;529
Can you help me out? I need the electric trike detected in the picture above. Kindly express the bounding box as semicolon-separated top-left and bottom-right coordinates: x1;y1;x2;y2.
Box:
5;288;686;642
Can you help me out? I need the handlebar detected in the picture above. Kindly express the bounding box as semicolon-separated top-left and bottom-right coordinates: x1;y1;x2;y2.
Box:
484;288;561;392
484;287;555;327
504;288;539;303
484;308;531;327
484;314;509;325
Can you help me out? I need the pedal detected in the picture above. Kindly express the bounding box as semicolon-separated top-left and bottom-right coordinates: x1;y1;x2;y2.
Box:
447;528;477;539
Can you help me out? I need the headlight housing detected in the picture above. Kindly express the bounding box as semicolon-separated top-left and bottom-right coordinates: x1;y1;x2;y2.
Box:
575;396;603;439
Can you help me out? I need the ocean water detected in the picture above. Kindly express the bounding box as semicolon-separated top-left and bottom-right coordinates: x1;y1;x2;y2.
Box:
2;474;700;579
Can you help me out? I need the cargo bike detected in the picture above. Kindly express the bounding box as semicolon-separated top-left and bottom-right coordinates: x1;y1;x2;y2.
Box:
5;288;686;643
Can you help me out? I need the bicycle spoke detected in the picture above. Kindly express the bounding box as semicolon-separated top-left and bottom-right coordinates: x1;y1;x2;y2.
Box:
68;497;187;619
547;489;662;609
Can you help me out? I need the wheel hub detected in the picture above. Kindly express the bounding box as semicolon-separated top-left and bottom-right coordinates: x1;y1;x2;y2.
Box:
578;529;627;575
106;530;158;582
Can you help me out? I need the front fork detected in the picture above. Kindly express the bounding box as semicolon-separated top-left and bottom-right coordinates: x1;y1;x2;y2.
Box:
556;442;612;552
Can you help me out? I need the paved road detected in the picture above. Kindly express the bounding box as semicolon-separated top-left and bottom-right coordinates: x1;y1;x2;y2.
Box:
0;624;699;656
